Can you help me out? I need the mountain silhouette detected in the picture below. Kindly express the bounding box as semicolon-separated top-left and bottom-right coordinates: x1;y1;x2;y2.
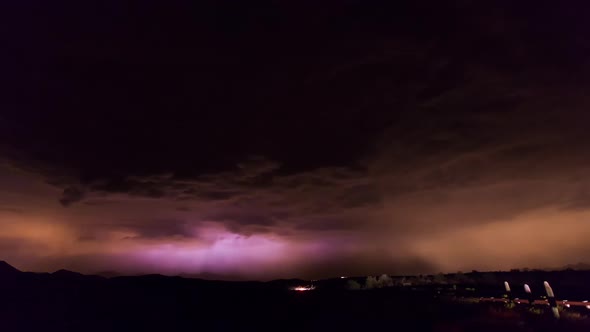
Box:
52;269;85;277
52;269;105;281
0;260;20;275
95;270;121;278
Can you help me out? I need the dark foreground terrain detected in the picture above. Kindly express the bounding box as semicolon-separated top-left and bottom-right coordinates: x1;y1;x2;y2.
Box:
1;262;589;332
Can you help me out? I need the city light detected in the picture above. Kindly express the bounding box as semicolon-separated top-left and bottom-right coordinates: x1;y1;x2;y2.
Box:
291;285;316;292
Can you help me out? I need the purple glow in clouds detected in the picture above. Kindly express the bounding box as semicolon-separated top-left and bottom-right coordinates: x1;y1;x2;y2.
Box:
132;226;292;276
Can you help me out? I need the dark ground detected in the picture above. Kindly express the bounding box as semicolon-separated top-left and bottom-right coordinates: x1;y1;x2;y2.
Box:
1;263;590;332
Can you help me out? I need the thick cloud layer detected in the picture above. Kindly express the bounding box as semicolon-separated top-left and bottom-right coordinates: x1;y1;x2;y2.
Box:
1;1;590;279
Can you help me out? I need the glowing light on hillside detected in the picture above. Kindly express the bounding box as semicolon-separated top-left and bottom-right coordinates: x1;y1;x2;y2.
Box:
291;285;315;292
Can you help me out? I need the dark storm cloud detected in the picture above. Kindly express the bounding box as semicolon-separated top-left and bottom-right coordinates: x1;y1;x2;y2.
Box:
293;215;363;232
337;184;382;208
180;189;237;201
3;0;590;277
55;165;381;237
5;1;589;191
116;219;194;240
205;210;277;227
59;187;86;207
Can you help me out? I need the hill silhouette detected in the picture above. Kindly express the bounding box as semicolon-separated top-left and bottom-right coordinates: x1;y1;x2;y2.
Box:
0;260;20;275
0;260;590;331
95;270;121;278
52;269;85;277
51;269;105;280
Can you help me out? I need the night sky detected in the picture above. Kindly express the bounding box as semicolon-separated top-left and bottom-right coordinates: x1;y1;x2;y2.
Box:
2;1;590;279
